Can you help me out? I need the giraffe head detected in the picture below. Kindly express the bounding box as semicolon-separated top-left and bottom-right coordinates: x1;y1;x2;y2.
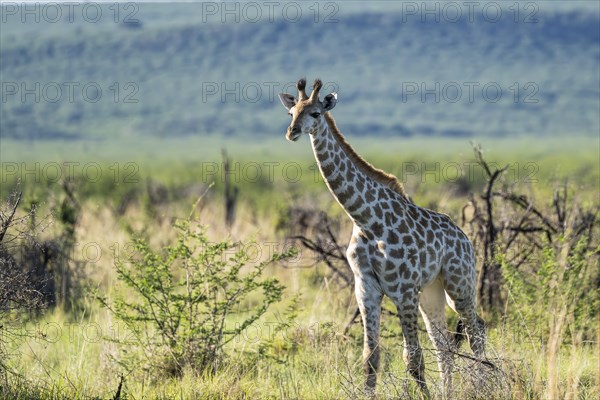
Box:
278;78;337;142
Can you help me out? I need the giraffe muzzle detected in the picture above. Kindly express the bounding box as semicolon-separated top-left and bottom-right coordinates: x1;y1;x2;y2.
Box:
286;126;301;142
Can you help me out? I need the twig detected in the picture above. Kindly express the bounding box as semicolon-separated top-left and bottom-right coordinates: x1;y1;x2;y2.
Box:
113;374;124;400
0;191;22;243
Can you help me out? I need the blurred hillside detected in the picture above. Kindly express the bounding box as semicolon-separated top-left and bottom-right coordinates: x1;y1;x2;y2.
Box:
1;1;599;141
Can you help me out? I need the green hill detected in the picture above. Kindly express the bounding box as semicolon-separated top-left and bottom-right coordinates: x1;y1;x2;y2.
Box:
1;2;599;141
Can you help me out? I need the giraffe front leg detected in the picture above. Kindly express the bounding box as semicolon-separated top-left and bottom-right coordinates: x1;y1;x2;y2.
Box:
355;275;383;394
397;294;431;399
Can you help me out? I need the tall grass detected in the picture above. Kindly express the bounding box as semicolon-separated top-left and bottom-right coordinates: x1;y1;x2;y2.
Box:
1;141;598;399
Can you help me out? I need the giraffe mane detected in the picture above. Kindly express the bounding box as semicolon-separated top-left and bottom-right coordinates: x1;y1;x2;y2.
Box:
323;113;409;200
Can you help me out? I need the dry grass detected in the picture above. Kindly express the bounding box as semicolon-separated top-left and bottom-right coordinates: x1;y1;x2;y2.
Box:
1;196;597;399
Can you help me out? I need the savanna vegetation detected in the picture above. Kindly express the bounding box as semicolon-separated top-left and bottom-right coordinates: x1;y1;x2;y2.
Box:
1;137;598;399
1;2;598;399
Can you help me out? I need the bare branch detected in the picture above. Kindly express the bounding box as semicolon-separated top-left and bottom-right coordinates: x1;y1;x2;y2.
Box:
0;192;22;244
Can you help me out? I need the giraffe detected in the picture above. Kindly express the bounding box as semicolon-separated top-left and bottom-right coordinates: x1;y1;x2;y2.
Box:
278;78;486;398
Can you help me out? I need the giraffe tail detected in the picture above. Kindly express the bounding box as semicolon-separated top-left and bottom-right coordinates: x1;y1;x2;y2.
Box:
453;315;486;349
454;318;467;348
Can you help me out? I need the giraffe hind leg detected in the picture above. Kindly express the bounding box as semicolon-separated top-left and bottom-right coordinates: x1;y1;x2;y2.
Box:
443;272;486;358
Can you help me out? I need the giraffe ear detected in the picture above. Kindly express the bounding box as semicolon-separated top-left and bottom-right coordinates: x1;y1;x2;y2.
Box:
322;92;337;111
278;93;297;111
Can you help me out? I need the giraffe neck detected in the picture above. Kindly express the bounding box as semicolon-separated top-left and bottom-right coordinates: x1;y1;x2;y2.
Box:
310;115;408;231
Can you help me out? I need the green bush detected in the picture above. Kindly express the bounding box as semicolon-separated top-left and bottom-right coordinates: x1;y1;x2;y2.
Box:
501;236;600;343
98;215;296;376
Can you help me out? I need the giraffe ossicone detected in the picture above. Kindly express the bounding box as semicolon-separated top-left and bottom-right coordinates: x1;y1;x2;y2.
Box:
279;78;487;398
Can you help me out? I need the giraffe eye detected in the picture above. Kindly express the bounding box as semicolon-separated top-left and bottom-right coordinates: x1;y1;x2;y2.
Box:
310;112;320;118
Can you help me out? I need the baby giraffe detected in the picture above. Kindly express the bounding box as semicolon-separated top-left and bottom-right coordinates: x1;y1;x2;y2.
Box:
278;78;486;398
